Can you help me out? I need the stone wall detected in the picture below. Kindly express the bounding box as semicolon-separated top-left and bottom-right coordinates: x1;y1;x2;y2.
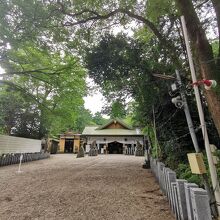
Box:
0;152;50;167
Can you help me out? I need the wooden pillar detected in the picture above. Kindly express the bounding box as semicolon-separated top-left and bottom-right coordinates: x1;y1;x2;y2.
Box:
74;139;80;153
59;138;65;153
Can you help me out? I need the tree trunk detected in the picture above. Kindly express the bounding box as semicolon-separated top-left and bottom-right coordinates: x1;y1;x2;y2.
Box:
211;0;220;70
175;0;220;137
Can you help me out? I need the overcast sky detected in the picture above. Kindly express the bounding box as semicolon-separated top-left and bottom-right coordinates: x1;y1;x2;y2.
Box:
83;77;106;116
0;66;4;79
83;91;105;115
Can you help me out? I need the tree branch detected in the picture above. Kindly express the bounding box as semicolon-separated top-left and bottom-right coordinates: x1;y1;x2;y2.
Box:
56;6;181;66
195;0;210;9
0;80;51;111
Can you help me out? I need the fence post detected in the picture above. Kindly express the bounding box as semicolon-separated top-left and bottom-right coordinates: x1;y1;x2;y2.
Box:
167;170;176;208
190;188;212;220
164;167;171;196
171;182;181;220
176;179;188;220
184;183;199;220
158;162;165;193
154;159;159;181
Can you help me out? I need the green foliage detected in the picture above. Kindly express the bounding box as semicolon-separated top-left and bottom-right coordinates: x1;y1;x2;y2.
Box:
92;112;108;125
212;41;219;58
174;151;220;189
201;151;220;187
85;34;173;119
0;41;88;138
85;33;203;170
176;163;202;186
0;87;25;135
214;150;220;181
143;125;160;158
0;0;219;187
110;101;126;118
146;0;176;23
74;112;90;132
123;115;133;126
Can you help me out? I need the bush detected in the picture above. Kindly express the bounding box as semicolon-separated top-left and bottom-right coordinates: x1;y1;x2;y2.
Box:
175;163;202;186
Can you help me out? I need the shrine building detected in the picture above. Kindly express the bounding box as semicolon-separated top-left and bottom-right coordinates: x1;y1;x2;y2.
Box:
59;132;81;153
82;118;144;155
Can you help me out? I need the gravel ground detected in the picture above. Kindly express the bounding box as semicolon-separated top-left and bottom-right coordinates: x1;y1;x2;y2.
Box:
0;154;175;220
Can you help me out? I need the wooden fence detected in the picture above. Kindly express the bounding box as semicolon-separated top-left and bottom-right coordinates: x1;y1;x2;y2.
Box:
150;157;212;220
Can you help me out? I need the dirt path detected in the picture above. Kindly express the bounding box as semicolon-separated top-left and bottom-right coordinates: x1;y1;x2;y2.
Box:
0;154;175;220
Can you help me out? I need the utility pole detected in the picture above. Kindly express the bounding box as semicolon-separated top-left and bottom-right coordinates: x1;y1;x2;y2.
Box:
175;70;200;152
181;16;220;217
176;70;217;216
175;70;199;151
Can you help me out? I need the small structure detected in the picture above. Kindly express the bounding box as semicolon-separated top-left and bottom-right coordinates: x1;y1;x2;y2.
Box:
47;139;59;154
82;118;144;155
59;131;81;153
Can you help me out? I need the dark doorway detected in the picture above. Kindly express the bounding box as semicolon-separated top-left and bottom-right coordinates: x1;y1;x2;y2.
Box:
108;141;123;154
65;139;74;153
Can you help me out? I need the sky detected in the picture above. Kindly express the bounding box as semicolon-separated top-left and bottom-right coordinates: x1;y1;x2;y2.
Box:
83;77;106;116
0;67;4;81
0;66;4;75
83;91;105;114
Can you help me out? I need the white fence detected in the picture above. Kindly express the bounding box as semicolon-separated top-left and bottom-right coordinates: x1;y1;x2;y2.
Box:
0;135;41;155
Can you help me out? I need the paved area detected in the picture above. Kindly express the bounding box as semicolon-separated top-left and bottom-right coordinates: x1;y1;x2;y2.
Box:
0;154;175;220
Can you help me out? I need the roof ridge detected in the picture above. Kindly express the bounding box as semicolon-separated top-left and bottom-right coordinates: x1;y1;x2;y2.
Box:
96;118;133;130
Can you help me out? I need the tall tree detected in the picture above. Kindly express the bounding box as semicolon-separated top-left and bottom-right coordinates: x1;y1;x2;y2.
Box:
0;87;24;135
85;33;219;168
92;112;107;125
0;42;87;138
175;0;220;135
85;34;172;121
0;0;219;135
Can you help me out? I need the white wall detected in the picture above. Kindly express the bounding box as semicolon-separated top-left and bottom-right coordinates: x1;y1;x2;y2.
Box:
0;135;41;155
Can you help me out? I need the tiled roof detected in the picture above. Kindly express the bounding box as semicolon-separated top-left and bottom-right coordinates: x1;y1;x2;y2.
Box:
96;118;133;130
82;126;143;136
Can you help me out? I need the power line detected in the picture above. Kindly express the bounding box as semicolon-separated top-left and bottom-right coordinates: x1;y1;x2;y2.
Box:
161;126;201;144
156;109;180;130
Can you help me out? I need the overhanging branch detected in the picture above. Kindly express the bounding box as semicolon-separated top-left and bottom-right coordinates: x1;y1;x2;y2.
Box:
56;5;180;66
0;80;51;111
